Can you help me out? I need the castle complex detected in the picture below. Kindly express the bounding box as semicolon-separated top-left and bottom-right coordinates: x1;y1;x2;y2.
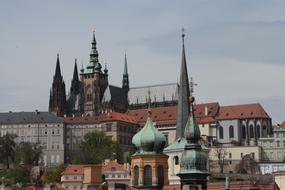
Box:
49;31;178;117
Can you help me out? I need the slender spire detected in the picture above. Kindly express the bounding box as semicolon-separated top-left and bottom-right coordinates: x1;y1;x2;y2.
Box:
70;59;80;94
55;54;62;78
72;59;79;82
176;29;191;139
89;30;102;73
122;51;130;90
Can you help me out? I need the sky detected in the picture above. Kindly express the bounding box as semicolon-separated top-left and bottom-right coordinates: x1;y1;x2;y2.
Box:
0;0;285;123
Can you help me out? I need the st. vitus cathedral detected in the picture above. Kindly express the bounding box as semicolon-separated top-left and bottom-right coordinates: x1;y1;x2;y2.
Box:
49;31;179;117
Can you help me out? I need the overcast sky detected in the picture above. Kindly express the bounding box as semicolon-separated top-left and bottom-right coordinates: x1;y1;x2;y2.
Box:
0;0;285;123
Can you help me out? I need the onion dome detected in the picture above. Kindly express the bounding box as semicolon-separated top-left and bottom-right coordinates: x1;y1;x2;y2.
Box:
132;110;166;154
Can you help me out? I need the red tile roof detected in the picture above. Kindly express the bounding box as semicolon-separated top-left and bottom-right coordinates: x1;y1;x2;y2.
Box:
64;112;138;125
103;160;125;171
215;103;270;120
62;165;85;175
127;103;219;127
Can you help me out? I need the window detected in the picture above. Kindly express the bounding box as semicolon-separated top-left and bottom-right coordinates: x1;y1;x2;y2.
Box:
229;153;232;159
219;126;224;139
242;125;246;139
276;132;280;138
229;125;234;138
241;153;243;158
143;165;152;186
56;155;60;163
51;155;55;163
157;165;164;187
283;140;285;147
134;166;139;186
277;141;280;147
174;156;179;165
106;123;112;131
257;125;260;138
249;125;254;138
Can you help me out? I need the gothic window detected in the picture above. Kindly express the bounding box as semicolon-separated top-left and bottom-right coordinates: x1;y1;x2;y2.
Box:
249;125;254;138
242;125;246;139
219;126;223;139
157;165;164;187
87;94;92;101
134;166;139;186
229;125;234;138
257;125;260;138
174;156;179;165
143;165;152;186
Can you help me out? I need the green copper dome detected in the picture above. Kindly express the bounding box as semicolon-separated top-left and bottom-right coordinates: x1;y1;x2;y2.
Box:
132;111;166;154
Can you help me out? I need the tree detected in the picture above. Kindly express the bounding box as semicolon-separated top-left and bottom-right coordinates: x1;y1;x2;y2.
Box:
15;142;42;166
236;154;260;174
76;131;121;164
0;134;17;169
0;165;30;188
43;164;65;185
213;145;228;173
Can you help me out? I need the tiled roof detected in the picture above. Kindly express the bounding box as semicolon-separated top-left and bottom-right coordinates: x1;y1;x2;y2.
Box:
216;103;270;120
0;111;63;124
62;165;84;175
127;103;219;127
103;160;125;171
64;112;138;125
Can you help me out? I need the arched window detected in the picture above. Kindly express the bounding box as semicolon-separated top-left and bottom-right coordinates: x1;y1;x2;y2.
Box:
257;125;260;138
229;125;234;138
143;165;152;186
262;125;267;137
242;125;246;139
249;125;254;138
157;165;164;187
174;156;179;165
133;166;139;186
219;126;223;139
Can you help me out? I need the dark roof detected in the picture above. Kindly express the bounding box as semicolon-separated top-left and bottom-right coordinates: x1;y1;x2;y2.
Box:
0;111;63;124
103;85;127;105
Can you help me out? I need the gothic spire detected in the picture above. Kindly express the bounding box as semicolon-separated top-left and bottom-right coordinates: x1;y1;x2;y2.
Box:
54;54;62;79
70;59;80;94
122;51;129;90
73;59;79;82
176;29;191;139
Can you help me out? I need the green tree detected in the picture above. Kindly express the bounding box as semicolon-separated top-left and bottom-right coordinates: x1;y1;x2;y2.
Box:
76;131;121;164
43;164;65;185
126;145;136;164
0;165;30;188
15;142;42;166
0;134;17;169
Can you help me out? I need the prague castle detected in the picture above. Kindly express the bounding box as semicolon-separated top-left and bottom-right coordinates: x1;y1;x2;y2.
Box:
49;31;178;117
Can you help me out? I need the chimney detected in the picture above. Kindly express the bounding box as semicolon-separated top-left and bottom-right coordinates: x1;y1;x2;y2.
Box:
205;106;208;116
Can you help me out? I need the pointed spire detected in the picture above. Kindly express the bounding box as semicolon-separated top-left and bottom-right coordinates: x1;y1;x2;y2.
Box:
70;59;80;94
55;54;62;78
89;30;101;73
72;59;79;82
176;29;191;139
122;51;130;90
124;51;128;75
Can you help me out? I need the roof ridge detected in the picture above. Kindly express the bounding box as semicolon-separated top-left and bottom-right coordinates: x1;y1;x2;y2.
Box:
130;82;178;89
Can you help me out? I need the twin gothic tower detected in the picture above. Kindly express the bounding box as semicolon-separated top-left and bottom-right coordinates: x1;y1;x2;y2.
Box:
49;31;129;117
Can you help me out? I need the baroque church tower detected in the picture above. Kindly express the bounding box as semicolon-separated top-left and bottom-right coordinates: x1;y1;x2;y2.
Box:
49;54;66;117
79;31;108;116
